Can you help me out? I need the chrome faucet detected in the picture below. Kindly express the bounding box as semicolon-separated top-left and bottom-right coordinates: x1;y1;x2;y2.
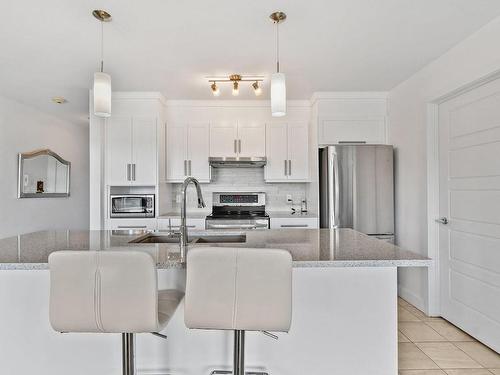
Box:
179;177;205;261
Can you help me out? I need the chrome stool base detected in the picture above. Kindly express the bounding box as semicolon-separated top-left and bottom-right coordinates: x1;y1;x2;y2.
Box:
209;330;269;375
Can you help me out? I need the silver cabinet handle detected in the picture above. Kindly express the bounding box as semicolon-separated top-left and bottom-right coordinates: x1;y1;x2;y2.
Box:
238;139;241;154
284;160;288;176
436;217;449;225
170;225;196;229
184;160;187;176
118;225;147;229
126;164;131;181
131;164;136;181
288;160;292;176
280;224;309;228
207;223;257;229
188;160;192;176
234;139;237;154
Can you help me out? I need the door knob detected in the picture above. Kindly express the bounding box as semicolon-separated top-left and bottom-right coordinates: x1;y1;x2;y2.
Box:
435;217;449;225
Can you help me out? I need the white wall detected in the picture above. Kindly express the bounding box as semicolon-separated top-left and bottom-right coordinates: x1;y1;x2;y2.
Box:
388;16;500;312
0;96;89;239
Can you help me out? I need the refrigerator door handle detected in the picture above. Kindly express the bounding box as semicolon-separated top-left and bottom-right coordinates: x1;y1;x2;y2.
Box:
332;150;340;228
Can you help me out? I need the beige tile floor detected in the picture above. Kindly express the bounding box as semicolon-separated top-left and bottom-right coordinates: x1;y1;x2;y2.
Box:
398;298;500;375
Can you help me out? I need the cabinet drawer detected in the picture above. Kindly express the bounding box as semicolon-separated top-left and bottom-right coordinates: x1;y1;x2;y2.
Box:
107;218;157;231
157;218;206;231
270;217;318;229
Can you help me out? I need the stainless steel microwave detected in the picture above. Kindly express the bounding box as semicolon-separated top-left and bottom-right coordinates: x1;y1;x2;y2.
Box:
110;194;155;218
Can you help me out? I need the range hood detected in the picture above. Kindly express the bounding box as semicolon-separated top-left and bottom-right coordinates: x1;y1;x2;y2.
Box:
209;156;267;168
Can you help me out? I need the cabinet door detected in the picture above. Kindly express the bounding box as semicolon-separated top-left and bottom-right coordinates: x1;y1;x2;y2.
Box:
131;117;157;185
265;123;288;181
287;123;309;181
237;121;266;157
187;123;210;181
166;124;188;181
106;117;132;185
270;217;318;229
209;122;238;157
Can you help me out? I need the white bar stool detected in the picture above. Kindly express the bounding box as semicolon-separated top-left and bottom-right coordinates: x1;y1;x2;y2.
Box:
184;247;292;375
48;250;184;375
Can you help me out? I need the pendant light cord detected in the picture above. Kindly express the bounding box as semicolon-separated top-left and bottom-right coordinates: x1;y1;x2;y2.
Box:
276;21;280;73
100;21;104;72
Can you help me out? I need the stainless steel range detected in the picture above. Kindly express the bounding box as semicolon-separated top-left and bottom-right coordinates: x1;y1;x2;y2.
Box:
205;192;269;230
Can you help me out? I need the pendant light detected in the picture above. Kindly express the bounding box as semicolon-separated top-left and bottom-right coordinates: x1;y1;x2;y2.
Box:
270;11;287;117
92;10;112;118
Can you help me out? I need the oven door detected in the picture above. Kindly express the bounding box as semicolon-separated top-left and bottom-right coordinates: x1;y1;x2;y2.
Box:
110;195;154;218
205;219;269;230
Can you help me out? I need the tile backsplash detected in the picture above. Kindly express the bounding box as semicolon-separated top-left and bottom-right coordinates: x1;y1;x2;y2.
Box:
169;167;308;213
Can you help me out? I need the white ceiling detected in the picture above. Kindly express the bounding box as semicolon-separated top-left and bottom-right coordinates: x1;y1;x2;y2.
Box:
2;0;500;125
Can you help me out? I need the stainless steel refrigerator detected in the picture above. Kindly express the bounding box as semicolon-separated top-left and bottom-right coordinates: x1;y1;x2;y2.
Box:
319;145;395;242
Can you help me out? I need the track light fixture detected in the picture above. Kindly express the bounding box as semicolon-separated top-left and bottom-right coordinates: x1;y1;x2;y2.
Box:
207;74;264;97
210;82;220;96
252;81;262;96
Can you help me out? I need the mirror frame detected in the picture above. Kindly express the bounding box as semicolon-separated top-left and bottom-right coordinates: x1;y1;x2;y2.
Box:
18;149;71;198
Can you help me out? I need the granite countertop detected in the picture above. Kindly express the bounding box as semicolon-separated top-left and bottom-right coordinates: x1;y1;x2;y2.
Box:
158;211;318;219
0;229;430;270
158;212;209;219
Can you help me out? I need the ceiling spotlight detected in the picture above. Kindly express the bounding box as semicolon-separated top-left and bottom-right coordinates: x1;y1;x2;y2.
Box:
211;82;220;96
51;96;67;104
232;81;239;96
252;81;262;96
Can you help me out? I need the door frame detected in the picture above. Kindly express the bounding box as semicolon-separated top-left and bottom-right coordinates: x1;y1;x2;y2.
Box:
426;68;500;316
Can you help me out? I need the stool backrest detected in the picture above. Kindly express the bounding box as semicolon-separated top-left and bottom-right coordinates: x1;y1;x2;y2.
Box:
49;250;159;333
184;247;292;332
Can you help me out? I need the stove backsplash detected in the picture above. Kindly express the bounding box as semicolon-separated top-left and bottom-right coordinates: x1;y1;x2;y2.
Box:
169;167;308;213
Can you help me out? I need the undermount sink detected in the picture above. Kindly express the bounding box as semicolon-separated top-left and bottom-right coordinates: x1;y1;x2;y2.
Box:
129;232;246;244
192;234;246;243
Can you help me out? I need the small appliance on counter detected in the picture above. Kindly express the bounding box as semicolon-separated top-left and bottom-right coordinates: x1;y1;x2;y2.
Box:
205;192;269;230
110;194;155;218
319;145;395;243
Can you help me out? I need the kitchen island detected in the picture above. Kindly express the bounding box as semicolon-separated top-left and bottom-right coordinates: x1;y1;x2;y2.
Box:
0;228;430;375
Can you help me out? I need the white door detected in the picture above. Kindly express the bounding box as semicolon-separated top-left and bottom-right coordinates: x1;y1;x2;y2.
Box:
106;116;132;185
438;78;500;352
187;123;210;181
131;117;157;185
237;121;266;157
209;122;238;157
166;124;187;181
287;122;309;181
265;123;288;181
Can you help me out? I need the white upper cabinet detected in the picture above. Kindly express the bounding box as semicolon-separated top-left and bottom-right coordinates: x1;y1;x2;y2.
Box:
132;117;158;185
106;116;158;186
265;123;288;181
265;122;309;182
236;122;266;157
106;117;133;185
166;123;210;182
209;122;238;157
319;118;386;144
209;121;266;157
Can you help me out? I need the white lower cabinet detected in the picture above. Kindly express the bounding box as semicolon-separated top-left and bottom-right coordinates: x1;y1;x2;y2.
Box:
270;217;318;229
107;219;158;231
157;218;206;231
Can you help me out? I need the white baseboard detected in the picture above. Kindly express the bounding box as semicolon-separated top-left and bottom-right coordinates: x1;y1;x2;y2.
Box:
398;284;427;314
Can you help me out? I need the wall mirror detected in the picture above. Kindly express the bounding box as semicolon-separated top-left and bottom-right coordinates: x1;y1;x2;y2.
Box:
18;149;71;198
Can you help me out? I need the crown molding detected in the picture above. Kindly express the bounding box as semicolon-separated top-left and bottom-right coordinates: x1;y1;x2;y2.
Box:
163;99;311;108
310;91;388;105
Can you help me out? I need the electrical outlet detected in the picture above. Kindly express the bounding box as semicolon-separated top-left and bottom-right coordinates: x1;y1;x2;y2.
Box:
286;194;292;203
